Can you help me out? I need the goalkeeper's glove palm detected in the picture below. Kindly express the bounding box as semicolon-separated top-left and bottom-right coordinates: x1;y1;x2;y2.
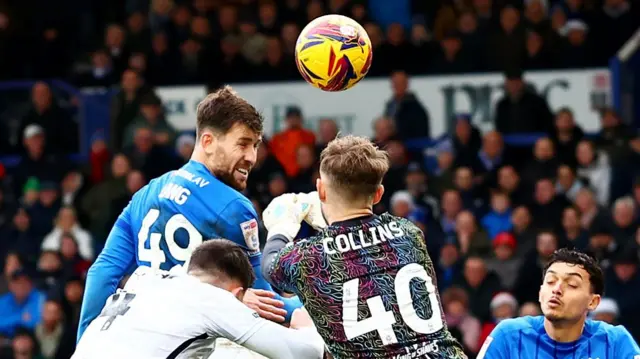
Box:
263;193;312;241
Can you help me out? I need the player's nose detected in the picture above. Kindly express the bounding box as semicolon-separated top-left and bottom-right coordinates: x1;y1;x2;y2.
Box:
244;147;258;166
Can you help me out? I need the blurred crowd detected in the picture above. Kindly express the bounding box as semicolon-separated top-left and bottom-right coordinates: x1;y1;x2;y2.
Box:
0;0;638;85
0;0;639;358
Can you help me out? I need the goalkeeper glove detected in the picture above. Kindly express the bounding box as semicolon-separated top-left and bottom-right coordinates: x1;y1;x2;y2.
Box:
263;193;312;241
299;191;328;231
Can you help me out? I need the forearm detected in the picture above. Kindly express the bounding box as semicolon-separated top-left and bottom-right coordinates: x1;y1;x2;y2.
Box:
242;322;325;359
251;251;302;321
77;258;126;342
260;234;289;289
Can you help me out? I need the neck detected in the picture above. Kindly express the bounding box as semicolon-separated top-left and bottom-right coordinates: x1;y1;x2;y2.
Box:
544;316;586;343
324;202;373;225
190;148;213;173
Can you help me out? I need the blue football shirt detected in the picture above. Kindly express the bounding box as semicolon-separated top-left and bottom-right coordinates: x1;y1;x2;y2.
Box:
479;316;640;359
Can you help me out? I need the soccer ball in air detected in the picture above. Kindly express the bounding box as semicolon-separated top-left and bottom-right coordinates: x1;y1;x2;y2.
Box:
295;14;373;92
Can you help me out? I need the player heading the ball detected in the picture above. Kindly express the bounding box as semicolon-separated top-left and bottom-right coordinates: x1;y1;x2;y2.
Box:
478;248;640;359
73;240;325;359
261;135;467;359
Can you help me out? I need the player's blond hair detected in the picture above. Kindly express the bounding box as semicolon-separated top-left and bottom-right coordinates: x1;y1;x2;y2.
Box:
319;135;389;202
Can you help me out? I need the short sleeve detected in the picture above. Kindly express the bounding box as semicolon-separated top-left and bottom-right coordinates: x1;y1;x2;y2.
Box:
218;198;261;258
268;243;304;294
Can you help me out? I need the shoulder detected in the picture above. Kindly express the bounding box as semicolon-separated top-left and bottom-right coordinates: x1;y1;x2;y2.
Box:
493;316;541;335
588;319;632;339
383;213;423;237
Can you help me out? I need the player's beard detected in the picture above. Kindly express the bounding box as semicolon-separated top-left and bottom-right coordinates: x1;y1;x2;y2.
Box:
211;148;250;191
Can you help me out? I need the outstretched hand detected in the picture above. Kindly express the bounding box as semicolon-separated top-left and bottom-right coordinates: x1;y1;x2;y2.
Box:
243;288;287;323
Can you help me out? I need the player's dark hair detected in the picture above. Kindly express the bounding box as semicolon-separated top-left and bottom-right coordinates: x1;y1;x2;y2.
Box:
195;86;263;138
542;248;604;295
188;239;255;289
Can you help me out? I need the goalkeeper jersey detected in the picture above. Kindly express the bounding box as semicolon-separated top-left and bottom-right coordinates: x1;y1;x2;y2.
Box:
266;213;467;359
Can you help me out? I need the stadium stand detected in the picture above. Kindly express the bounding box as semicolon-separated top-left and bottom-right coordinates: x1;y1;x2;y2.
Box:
0;0;639;357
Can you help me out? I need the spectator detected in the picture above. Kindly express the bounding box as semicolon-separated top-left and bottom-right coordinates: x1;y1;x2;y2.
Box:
451;115;482;168
174;134;195;165
110;69;148;150
122;93;176;149
550;108;584;166
481;192;513;240
486;6;526;72
41;207;93;261
590;297;620;324
12;126;65;196
371;117;398;149
81;154;131;241
73;48;117;88
10;328;42;359
59;233;91;279
436;242;464;291
440;190;463;236
269;106;316;178
34;300;67;359
18;83;78;155
519;302;542;317
485;232;522;289
442;286;481;354
576;139;612;206
529;178;569;230
0;269;45;337
455;210;492;258
521;137;559;187
477;292;518;350
36;251;63;294
494;69;554;135
1;253;23;295
610;197;637;245
559;206;589;250
574;188;611;232
289;144;317;193
315;118;339;154
383;71;431;140
496;166;528;207
555;164;585;203
511;205;537;258
514;231;558;303
454;256;502;322
605;247;640;339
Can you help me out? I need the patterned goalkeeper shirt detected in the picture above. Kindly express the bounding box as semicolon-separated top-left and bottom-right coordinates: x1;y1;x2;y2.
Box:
264;213;467;359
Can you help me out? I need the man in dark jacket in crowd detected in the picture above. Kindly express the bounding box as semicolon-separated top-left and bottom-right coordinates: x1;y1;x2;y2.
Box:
494;68;554;135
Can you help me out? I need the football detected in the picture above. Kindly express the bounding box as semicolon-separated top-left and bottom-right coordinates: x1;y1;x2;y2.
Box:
295;14;373;92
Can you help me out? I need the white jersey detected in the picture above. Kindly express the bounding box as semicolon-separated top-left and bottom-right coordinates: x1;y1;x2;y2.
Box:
73;267;324;359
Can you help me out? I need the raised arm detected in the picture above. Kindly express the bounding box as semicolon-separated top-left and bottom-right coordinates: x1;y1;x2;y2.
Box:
77;205;136;342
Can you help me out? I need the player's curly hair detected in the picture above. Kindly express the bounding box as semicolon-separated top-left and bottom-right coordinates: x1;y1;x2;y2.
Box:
320;135;389;201
542;248;604;295
196;85;263;137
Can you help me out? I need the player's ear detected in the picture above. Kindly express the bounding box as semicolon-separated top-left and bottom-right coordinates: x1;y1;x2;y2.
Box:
317;178;326;202
372;185;384;205
199;130;216;155
587;294;601;312
230;286;244;301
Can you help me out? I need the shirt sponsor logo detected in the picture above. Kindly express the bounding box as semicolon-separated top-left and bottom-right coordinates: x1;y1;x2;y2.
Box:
241;219;260;252
392;341;439;359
